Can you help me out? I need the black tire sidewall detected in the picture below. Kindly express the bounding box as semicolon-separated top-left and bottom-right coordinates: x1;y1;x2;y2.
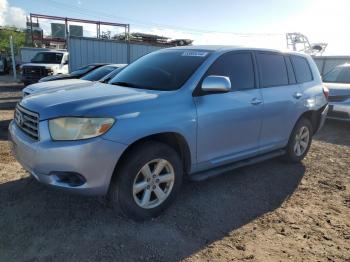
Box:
286;118;313;162
109;141;183;221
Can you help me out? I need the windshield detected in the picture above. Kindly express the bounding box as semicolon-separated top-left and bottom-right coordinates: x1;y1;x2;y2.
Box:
71;65;97;77
323;66;350;84
109;50;211;90
31;52;63;64
81;65;117;81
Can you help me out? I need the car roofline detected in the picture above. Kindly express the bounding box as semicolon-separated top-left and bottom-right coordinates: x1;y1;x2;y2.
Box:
164;45;311;57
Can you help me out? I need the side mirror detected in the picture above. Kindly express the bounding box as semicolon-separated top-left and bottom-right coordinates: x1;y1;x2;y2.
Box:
201;75;231;93
64;60;69;65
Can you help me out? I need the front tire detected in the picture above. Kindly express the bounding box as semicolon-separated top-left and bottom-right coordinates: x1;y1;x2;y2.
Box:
108;141;183;221
285;118;313;162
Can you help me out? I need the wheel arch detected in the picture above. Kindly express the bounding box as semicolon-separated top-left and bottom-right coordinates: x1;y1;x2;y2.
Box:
294;106;326;135
112;132;192;181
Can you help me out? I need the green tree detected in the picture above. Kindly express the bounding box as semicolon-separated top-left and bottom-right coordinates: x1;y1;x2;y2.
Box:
0;26;26;56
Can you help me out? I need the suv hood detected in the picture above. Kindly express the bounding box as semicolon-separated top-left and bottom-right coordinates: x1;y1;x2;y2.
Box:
24;79;91;95
20;82;160;120
324;82;350;96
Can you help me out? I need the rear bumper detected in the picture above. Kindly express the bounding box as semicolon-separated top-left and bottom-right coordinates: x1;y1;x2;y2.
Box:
9;120;127;196
327;102;350;121
315;104;329;133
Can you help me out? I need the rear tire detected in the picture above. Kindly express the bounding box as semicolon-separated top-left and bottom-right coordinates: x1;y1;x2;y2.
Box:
285;118;313;162
108;141;183;221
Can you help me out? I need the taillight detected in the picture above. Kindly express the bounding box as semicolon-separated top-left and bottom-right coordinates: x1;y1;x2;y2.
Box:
323;86;329;100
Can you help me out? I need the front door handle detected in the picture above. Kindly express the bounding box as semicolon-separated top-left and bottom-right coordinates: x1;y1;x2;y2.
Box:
251;98;263;105
293;92;303;99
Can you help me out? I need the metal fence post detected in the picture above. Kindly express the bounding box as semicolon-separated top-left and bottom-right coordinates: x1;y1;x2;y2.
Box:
127;24;131;64
10;35;17;80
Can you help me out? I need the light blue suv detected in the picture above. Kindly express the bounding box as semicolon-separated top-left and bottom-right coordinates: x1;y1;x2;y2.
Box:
9;46;329;220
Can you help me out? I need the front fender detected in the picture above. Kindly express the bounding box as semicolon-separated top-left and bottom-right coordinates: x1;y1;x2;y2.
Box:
101;96;197;168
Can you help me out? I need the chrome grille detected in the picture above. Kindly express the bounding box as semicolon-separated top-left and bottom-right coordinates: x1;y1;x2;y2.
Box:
14;104;39;140
22;66;47;77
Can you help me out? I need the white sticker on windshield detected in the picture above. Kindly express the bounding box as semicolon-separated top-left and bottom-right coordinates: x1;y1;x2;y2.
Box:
182;51;208;57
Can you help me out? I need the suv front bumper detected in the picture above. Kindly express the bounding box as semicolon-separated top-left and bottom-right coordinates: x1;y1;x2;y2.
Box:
8;120;127;196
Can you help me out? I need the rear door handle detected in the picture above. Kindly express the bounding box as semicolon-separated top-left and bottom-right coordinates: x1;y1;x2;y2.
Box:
251;98;263;105
293;92;303;99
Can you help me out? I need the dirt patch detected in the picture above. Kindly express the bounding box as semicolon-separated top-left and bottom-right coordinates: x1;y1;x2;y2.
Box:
0;85;349;261
0;84;23;109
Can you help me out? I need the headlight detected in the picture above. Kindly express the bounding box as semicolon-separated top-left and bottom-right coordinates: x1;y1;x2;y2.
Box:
49;117;115;140
46;68;54;75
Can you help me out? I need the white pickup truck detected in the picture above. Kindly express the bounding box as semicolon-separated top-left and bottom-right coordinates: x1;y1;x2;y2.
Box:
21;50;69;86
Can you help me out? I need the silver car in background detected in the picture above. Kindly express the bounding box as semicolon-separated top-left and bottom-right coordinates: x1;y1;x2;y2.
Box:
22;64;127;97
323;64;350;121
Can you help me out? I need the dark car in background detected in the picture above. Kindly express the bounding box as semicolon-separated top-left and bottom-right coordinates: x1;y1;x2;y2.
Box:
22;64;127;96
80;64;127;82
98;65;127;83
38;63;108;83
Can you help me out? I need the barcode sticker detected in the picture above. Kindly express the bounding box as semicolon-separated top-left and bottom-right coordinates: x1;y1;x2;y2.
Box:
182;51;208;57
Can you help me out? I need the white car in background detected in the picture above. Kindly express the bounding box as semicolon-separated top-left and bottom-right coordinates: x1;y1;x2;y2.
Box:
22;64;127;97
323;64;350;121
21;51;69;85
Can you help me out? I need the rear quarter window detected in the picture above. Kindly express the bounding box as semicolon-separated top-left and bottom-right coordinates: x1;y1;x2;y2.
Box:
291;55;313;83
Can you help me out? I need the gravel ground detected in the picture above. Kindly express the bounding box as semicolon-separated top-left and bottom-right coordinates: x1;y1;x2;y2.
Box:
0;84;349;262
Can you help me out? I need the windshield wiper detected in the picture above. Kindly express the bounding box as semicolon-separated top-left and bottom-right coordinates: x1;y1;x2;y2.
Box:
111;81;138;88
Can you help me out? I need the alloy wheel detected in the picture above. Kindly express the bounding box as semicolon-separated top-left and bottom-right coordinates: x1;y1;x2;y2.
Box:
293;126;310;157
132;159;175;209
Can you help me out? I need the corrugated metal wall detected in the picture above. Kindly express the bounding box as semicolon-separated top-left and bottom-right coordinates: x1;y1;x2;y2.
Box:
313;56;350;76
130;44;163;62
68;37;166;71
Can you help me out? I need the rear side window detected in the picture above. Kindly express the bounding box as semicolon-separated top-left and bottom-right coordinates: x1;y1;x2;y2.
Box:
206;52;255;90
258;53;289;87
291;55;313;83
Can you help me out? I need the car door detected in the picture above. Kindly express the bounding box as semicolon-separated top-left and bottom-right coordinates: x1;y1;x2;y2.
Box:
194;51;263;169
59;54;69;74
256;52;304;153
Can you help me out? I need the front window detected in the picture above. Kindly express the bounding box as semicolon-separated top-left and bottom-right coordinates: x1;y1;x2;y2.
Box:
109;50;211;91
31;52;63;64
323;66;350;84
81;65;117;81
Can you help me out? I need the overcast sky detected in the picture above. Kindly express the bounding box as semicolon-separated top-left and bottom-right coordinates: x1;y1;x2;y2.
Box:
1;0;350;55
